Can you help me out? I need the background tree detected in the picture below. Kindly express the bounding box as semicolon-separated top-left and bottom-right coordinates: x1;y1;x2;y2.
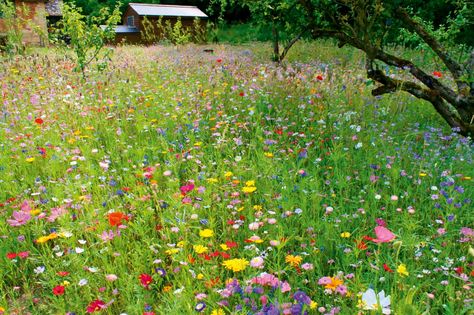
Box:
210;0;474;136
301;0;473;136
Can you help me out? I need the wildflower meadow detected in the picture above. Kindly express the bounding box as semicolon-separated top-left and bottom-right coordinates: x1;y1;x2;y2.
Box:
0;43;473;315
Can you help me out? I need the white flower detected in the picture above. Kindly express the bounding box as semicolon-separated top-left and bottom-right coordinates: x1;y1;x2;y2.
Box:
361;288;391;314
78;278;88;286
34;266;45;274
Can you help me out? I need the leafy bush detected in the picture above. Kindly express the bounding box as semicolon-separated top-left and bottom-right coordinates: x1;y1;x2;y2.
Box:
52;2;121;78
0;0;26;56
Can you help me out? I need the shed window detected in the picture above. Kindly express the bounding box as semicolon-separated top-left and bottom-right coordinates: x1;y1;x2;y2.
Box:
127;16;134;27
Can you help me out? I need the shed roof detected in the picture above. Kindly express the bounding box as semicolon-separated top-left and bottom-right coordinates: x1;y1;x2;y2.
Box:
101;25;140;33
128;3;208;18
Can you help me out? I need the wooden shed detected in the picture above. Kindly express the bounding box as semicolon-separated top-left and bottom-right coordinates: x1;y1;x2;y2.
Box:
0;0;62;46
113;3;208;44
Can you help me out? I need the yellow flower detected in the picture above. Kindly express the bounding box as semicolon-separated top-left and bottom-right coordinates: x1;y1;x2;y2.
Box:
310;301;318;309
220;244;230;251
253;205;263;211
177;241;185;248
193;245;208;254
222;258;249;272
285;254;302;267
36;233;58;244
62;280;70;287
242;186;257;193
207;178;218;183
194;142;202;146
419;172;427;177
340;232;351;238
30;209;41;216
197;273;204;280
165;249;180;255
325;277;344;291
211;309;225;315
264;152;274;158
26;157;35;163
224;171;233;178
163;285;172;292
245;180;255;187
199;229;214;238
397;263;409;277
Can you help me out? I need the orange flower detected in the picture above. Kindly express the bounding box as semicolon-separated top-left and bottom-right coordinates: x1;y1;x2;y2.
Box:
325;277;344;291
108;212;128;226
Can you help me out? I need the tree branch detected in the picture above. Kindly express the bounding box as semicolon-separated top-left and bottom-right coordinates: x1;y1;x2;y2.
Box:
279;29;307;63
397;8;469;94
366;60;473;135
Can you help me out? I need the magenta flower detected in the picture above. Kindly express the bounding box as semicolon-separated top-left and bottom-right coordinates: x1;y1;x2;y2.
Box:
7;211;31;227
180;182;195;195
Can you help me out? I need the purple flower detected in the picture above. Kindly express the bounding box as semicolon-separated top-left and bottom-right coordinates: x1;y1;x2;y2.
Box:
195;302;206;312
290;303;303;315
155;268;166;277
293;291;311;304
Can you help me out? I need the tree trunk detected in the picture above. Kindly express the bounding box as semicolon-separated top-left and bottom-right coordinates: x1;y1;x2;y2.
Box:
272;24;280;63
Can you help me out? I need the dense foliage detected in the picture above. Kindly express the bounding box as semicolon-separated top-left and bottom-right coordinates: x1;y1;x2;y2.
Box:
69;0;473;46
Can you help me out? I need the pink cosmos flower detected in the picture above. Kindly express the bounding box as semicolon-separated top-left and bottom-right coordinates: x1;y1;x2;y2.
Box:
318;277;332;285
372;226;396;243
250;257;264;268
7;211;31;227
280;281;291;292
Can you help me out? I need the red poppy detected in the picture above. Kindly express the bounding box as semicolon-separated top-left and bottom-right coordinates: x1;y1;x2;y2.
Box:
363;235;374;241
221;252;231;259
225;241;238;248
52;285;65;296
57;271;70;276
6;252;17;259
86;299;106;313
204;277;220;288
108;212;128;226
35;118;44;124
216;58;222;63
139;273;153;288
355;239;368;250
433;71;442;78
239;92;245;97
455;266;464;275
316;75;324;81
383;263;394;273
